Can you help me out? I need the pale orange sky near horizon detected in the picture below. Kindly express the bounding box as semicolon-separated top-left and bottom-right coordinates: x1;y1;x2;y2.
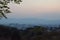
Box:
7;0;60;20
8;0;60;12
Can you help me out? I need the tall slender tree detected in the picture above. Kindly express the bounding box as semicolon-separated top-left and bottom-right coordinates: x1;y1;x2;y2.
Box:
0;0;22;19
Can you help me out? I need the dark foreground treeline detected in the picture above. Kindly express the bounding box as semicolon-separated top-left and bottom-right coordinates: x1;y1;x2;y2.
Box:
0;25;60;40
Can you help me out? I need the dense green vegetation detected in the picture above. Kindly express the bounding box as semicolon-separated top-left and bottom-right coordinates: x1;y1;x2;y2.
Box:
0;25;60;40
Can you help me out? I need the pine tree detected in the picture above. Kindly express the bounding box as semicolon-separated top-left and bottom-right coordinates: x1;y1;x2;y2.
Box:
0;0;22;18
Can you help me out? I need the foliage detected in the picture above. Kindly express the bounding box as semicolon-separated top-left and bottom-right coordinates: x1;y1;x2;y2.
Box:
0;0;22;18
0;25;60;40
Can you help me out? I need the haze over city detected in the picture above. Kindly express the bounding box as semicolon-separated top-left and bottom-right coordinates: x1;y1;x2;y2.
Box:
0;0;60;25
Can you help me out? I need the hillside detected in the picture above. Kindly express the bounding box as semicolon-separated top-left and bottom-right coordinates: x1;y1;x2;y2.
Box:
0;24;60;40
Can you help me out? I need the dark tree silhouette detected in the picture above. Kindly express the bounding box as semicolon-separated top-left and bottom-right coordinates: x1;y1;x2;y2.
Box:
0;0;22;18
11;30;21;40
0;25;60;40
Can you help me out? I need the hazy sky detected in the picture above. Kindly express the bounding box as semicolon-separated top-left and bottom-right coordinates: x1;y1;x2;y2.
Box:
7;0;60;20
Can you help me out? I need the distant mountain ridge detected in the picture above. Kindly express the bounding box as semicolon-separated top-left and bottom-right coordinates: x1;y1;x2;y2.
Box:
0;18;60;25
